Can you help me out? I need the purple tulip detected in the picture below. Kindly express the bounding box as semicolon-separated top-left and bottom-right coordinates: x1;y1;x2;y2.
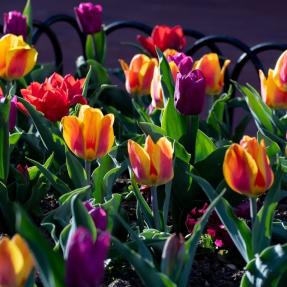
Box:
3;11;27;38
66;227;110;287
84;201;108;231
174;70;205;115
74;2;103;34
174;69;206;115
168;52;193;75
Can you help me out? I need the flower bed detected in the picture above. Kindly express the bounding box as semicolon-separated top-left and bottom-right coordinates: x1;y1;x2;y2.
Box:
1;1;287;287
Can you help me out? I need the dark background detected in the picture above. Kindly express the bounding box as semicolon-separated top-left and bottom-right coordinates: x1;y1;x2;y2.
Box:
1;0;286;132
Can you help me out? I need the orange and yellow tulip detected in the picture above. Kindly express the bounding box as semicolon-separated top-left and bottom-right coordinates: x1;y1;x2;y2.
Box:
223;136;274;197
0;234;34;287
0;34;37;80
259;69;287;109
119;54;157;96
193;53;230;96
62;105;115;161
128;136;174;186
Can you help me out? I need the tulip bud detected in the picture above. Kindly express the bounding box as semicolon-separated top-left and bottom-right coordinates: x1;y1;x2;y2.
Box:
178;56;193;75
174;69;206;115
3;11;27;38
161;233;185;279
74;2;103;34
84;202;108;231
66;227;110;287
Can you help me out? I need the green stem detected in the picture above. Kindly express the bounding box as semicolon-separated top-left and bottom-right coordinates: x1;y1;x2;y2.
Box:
249;197;257;228
85;160;91;186
151;185;160;230
163;181;172;232
189;115;199;165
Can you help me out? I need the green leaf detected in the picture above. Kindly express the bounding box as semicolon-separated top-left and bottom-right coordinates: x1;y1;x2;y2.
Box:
233;82;274;133
17;97;65;162
112;235;176;287
66;150;87;188
161;98;186;141
131;174;154;228
240;243;287;287
23;0;32;42
191;174;253;262
85;35;95;60
139;121;167;142
156;48;174;102
71;195;97;240
82;65;92;98
93;30;106;64
27;155;71;195
207;92;230;136
87;59;110;87
252;170;282;254
0;98;10;182
9;132;22;154
92;154;115;203
16;206;65;287
195;130;216;163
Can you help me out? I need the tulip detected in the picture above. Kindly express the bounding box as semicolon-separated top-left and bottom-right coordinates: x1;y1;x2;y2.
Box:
62;105;115;161
273;50;287;90
259;69;287;109
84;202;108;231
119;54;157;96
223;136;274;197
0;234;34;287
66;227;110;287
3;11;27;38
174;69;206;115
21;73;87;122
128;136;174;186
137;25;186;57
161;233;185;279
0;34;37;80
74;2;103;34
193;53;230;96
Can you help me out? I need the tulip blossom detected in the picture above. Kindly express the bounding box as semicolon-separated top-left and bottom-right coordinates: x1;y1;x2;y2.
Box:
21;73;87;122
62;105;115;161
66;227;110;287
193;53;230;96
74;2;103;34
84;202;108;231
119;54;157;96
128;136;174;186
0;234;34;287
273;50;287;90
174;69;206;115
137;25;186;57
3;11;27;38
0;34;37;80
259;69;287;109
223;136;274;197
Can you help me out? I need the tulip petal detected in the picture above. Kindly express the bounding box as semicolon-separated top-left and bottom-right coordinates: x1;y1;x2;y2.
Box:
0;237;23;286
12;235;34;286
223;144;258;195
79;106;103;160
62;116;84;159
96;114;115;158
128;139;150;184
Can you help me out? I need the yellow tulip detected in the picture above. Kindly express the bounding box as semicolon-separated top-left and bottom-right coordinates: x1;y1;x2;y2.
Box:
128;136;174;186
193;53;230;96
0;234;34;287
62;105;115;161
0;34;38;80
223;136;274;197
